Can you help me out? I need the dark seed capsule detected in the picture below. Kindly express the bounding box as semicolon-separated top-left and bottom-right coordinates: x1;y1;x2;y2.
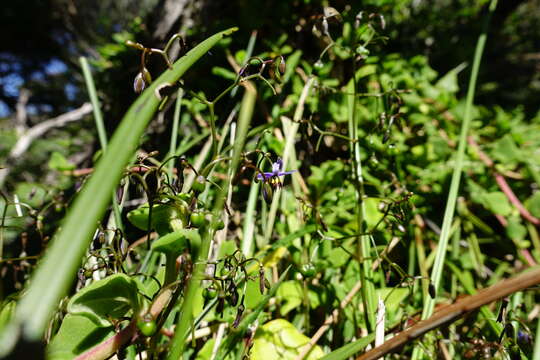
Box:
277;56;286;75
497;297;509;323
428;283;436;299
262;182;273;205
233;304;245;328
229;286;239;306
259;266;265;294
145;171;159;199
505;323;515;339
216;295;225;317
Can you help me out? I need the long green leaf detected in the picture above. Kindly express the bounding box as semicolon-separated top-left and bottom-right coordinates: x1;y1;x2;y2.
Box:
166;83;257;360
320;334;375;360
411;1;497;358
1;28;238;355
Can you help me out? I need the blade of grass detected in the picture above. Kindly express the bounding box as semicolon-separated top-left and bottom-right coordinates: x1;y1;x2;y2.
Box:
167;88;184;178
263;76;315;243
80;57;107;151
80;56;124;234
533;314;540;360
0;28;238;355
241;179;259;257
418;0;498;326
319;334;375;360
412;4;497;357
347;68;377;331
166;83;257;360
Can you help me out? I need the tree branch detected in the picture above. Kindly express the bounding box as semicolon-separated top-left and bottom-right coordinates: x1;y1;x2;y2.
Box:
0;102;92;187
357;266;540;360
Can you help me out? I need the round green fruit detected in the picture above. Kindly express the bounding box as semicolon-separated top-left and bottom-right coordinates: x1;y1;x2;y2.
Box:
300;263;317;278
192;176;206;194
211;220;225;231
190;212;206;228
137;319;157;337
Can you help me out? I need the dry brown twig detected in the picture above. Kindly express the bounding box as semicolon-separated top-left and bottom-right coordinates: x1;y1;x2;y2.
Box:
356;266;540;360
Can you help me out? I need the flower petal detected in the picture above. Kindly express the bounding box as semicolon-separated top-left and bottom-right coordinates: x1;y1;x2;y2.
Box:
256;172;274;181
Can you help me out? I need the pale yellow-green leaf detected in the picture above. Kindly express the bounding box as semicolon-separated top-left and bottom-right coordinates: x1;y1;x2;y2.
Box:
251;319;324;360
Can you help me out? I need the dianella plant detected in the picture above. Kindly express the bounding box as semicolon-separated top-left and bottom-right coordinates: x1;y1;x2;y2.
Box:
1;3;540;360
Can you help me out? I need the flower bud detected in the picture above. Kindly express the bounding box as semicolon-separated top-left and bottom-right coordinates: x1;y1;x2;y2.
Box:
133;68;152;94
262;182;273;205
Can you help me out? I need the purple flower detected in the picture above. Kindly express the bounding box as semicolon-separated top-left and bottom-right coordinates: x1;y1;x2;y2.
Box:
256;158;296;182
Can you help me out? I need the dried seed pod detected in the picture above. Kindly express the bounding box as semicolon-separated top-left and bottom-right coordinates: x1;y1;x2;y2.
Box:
228;284;239;306
233;304;245;328
145;171;159;199
216;294;225;317
323;6;342;21
262;182;273;205
504;323;515;339
277;56;286;75
259;266;266;294
428;283;436;299
497;297;509;322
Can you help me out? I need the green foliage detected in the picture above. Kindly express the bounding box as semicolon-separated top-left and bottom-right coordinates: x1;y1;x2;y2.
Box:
67;274;139;327
47;314;115;360
251;319;324;360
1;2;540;360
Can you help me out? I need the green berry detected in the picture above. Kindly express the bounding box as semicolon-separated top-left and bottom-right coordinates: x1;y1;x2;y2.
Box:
211;219;225;231
137;319;157;337
190;212;206;228
192;176;206;194
203;287;218;299
300;263;316;278
177;193;191;202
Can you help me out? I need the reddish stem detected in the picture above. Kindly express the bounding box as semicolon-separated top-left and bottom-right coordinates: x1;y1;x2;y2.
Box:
467;136;539;226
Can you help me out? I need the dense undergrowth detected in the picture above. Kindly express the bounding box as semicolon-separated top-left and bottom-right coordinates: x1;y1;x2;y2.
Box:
1;3;540;360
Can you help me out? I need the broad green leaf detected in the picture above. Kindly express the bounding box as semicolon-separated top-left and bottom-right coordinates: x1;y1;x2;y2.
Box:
47;314;114;360
364;198;384;228
218;240;237;258
435;63;465;93
244;280;264;309
6;28;238;347
506;216;527;242
481;191;512;216
276;280;303;316
127;203;186;235
151;228;200;257
67;274;139;327
490;134;522;165
376;288;408;322
526;191;540;218
48;151;75;171
328;246;351;268
251;319;324;360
